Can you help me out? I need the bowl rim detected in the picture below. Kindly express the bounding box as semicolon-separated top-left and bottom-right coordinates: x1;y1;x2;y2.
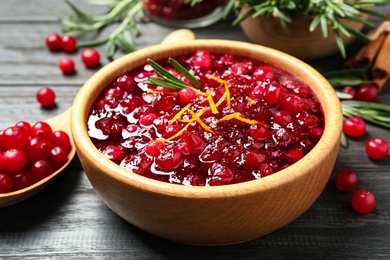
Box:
71;39;342;199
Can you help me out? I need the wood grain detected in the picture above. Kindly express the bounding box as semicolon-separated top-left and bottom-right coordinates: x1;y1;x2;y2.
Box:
0;0;389;258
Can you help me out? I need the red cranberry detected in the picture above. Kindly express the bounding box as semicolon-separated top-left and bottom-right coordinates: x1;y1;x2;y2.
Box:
61;35;77;53
356;84;378;102
10;169;36;191
81;48;101;68
343;117;366;137
207;163;234;186
0;171;13;193
335;169;358;192
156;146;183;171
178;88;196;105
46;33;62;52
59;58;75;74
117;75;136;92
253;66;275;82
36;87;56;107
30;160;53;181
365;138;389;160
351;189;376;213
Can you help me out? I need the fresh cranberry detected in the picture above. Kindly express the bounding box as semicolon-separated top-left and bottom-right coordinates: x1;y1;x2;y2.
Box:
59;58;75;74
335;169;358;192
61;35;77;53
49;146;69;170
36;87;56;107
46;33;62;51
343;117;366;137
31;121;53;139
2;126;29;150
341;86;357;100
3;149;27;172
15;121;32;137
356;84;378;102
351;189;376;213
30;160;53;181
365;138;389;160
24;137;51;162
51;131;71;150
10;169;36;191
81;48;101;68
0;171;13;193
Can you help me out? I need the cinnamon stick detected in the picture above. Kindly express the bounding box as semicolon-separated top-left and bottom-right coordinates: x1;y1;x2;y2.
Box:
351;33;386;68
372;76;389;91
371;32;390;79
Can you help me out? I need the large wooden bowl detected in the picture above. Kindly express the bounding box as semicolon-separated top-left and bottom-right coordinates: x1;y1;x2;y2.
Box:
70;40;342;245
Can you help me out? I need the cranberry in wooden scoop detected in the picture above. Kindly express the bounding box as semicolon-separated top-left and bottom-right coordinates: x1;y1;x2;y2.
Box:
0;108;75;208
71;40;342;245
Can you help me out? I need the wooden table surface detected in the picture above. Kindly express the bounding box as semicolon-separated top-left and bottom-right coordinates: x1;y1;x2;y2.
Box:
1;1;389;259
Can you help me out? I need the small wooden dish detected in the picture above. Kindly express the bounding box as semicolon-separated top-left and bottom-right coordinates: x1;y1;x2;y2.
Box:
71;40;342;245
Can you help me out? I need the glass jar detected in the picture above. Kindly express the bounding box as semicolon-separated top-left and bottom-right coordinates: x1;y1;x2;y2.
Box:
143;0;227;29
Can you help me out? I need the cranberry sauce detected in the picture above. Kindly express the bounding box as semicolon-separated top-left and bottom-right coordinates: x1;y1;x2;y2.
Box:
87;50;325;186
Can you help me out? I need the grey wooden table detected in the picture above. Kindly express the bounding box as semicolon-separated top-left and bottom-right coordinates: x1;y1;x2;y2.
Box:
1;1;390;259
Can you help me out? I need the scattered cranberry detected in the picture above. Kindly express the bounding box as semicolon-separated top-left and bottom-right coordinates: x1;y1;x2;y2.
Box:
365;138;389;160
30;160;53;181
356;84;378;102
340;86;357;100
343;117;366;137
36;87;56;107
81;48;101;68
46;33;62;52
59;58;75;74
2;126;29;150
335;169;358;192
61;35;77;53
351;189;376;213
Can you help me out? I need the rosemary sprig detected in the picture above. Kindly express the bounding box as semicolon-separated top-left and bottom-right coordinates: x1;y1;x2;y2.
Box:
146;58;202;91
61;0;143;60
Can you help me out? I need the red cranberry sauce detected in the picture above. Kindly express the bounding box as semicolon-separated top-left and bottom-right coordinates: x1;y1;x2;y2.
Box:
88;50;325;186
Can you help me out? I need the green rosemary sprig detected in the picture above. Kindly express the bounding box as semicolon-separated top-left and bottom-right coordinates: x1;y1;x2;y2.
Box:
342;100;390;129
226;0;389;58
61;0;143;60
146;58;202;91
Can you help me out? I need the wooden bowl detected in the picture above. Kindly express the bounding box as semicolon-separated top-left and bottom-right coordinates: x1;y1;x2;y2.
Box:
239;12;366;60
70;40;342;245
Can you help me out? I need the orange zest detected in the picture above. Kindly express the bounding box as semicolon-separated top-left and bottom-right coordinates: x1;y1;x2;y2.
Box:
206;91;219;114
215;112;257;125
206;74;231;109
246;97;255;104
189;110;215;134
159;123;190;143
170;103;192;123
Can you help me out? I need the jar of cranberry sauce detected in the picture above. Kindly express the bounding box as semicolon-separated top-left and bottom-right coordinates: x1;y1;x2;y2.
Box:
143;0;227;28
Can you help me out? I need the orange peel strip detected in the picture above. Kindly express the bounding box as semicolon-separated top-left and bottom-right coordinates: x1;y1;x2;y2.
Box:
215;112;257;125
206;74;231;109
246;97;255;104
206;91;219;114
159;123;190;143
170;103;192;123
189;110;215;134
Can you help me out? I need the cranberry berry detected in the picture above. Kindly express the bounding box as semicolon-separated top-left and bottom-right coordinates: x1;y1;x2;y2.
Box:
335;169;358;192
351;189;376;214
365;138;389;160
46;33;62;52
81;48;101;68
343;117;366;137
36;87;56;107
61;35;77;53
59;58;75;75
